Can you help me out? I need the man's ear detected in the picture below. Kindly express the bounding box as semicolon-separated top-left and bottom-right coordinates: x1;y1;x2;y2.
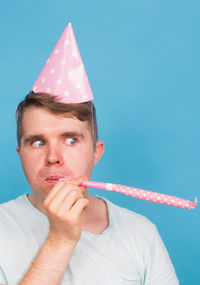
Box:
16;146;20;154
93;141;105;166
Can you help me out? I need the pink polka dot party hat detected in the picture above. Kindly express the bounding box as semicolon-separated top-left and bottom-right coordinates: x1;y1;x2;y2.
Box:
32;23;93;103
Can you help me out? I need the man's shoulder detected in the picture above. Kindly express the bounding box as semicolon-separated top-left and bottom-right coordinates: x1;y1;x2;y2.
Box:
0;193;47;242
0;194;26;210
0;194;28;223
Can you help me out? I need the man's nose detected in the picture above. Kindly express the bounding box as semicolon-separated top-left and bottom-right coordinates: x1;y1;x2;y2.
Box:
45;144;64;166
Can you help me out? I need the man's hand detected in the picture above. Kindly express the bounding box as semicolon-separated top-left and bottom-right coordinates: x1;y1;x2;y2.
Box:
19;176;90;285
43;177;89;246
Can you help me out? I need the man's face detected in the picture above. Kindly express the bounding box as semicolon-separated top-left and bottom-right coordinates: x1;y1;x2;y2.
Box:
17;106;104;200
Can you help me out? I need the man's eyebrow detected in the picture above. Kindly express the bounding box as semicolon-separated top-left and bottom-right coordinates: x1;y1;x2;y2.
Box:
59;131;84;139
23;134;46;145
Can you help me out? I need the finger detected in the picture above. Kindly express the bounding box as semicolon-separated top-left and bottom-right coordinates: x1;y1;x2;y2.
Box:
55;189;84;216
68;198;89;220
81;175;89;181
44;181;66;206
50;186;83;212
79;175;89;192
63;176;87;193
44;178;83;207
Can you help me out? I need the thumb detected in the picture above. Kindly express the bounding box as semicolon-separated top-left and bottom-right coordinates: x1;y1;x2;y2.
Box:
79;175;89;192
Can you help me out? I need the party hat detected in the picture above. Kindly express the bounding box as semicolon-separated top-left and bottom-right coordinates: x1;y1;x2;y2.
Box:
32;23;93;103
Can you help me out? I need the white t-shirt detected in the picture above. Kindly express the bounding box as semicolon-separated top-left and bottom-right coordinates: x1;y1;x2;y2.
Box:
0;194;179;285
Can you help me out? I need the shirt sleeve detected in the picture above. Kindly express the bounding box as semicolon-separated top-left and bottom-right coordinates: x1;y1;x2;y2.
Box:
144;225;179;285
0;266;8;285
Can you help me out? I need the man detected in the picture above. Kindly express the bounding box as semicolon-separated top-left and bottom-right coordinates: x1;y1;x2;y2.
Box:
0;24;179;284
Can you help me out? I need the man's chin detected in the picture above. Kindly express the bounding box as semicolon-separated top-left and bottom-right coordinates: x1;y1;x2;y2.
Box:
33;182;57;197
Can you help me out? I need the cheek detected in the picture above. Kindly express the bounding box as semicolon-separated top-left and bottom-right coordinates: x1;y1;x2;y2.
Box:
78;149;95;172
20;156;45;193
67;147;94;173
20;151;43;179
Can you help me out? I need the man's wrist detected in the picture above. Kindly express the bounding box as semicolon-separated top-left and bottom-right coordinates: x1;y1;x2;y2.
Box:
47;233;77;251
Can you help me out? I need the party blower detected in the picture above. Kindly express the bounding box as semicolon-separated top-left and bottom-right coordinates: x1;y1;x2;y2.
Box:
59;178;197;209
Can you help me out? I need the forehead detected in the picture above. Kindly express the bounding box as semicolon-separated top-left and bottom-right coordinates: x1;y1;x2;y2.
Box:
22;106;90;136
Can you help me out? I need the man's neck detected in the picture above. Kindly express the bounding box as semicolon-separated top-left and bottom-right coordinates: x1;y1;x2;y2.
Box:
28;192;109;235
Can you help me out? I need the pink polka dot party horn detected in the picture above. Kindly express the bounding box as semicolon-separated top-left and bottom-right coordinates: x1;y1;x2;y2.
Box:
60;179;197;209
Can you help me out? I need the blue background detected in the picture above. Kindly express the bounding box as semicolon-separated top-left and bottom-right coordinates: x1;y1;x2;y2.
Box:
1;0;199;283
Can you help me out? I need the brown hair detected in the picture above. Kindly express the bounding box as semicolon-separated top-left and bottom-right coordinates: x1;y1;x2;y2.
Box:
16;91;98;148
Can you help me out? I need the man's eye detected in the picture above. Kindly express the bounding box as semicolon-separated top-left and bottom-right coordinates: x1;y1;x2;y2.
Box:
64;137;77;145
32;140;44;147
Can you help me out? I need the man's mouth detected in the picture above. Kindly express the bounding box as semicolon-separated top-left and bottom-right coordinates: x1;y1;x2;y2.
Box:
45;175;68;184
